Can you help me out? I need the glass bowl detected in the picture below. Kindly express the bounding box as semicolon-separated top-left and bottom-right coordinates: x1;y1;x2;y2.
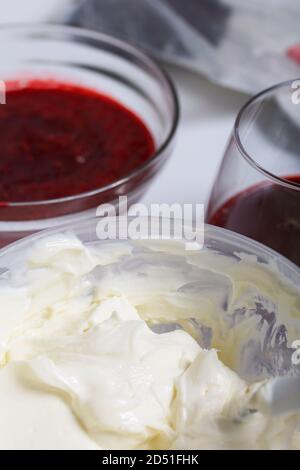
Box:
0;24;179;246
0;218;299;383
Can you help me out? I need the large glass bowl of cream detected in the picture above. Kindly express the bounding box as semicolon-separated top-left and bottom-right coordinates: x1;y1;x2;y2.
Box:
0;217;299;450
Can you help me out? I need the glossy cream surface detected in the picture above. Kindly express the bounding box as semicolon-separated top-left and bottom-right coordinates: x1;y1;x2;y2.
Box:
0;233;299;450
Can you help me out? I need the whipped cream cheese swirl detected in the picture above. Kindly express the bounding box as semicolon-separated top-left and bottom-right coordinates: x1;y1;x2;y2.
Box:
0;234;299;449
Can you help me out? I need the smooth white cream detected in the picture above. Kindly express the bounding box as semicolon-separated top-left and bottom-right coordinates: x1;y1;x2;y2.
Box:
0;234;299;449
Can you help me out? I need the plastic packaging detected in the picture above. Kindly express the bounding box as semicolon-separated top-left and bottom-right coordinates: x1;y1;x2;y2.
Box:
73;0;300;93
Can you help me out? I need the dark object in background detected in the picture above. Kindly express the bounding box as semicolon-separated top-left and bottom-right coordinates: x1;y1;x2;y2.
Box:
72;0;300;93
165;0;230;45
72;0;230;56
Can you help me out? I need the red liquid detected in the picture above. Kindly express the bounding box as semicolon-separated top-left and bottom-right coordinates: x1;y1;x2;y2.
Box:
208;177;300;266
0;80;155;203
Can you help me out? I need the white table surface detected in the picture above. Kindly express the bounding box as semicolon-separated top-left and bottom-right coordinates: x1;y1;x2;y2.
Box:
142;65;247;208
0;0;249;211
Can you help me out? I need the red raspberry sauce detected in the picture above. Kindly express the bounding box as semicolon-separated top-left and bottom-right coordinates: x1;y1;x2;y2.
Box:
208;176;300;266
0;80;155;203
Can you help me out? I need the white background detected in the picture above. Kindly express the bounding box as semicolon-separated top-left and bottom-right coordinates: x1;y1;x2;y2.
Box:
0;0;248;209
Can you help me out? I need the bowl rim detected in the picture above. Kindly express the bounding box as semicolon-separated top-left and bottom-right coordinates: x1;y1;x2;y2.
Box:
1;217;300;288
0;23;180;207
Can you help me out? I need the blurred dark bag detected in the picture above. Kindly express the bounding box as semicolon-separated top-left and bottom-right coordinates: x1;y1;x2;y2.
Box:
73;0;300;93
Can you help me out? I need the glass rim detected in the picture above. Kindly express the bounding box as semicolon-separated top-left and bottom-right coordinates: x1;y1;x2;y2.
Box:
234;78;300;191
0;23;180;207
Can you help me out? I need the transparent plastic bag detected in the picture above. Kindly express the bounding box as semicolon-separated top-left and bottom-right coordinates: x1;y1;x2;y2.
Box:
72;0;300;93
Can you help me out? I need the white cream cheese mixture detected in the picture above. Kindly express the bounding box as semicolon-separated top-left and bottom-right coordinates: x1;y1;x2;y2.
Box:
0;233;299;450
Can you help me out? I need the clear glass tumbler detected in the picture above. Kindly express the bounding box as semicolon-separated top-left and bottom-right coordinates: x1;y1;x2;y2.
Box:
207;80;300;266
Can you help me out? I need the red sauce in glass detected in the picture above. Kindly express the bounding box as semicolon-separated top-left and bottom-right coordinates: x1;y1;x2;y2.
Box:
0;80;155;203
208;176;300;266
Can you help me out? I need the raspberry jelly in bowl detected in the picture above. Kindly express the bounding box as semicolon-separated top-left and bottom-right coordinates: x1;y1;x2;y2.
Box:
0;24;179;246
